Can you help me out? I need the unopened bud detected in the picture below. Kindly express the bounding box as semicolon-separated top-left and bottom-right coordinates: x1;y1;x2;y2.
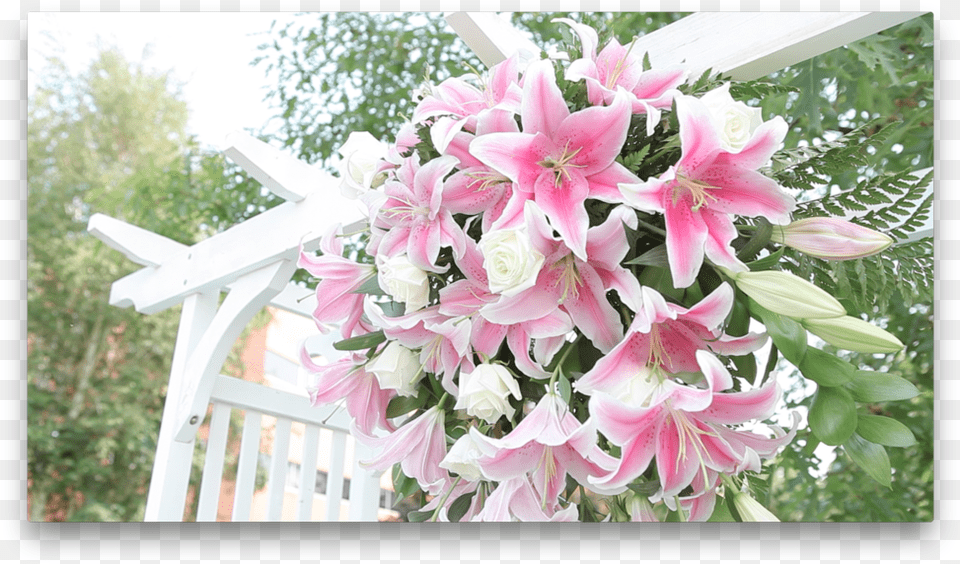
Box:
729;269;846;320
802;315;904;354
732;491;780;522
771;217;892;260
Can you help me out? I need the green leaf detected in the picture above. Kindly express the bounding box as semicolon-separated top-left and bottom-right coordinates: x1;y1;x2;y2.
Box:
724;491;743;523
391;464;420;502
333;330;386;351
746;246;785;271
638;265;684;302
843;433;892;488
557;370;572;404
798;348;855;387
447;490;477;523
856;414;916;447
626;480;661;497
376;300;405;317
352;275;386;296
725;293;751;337
708;495;737;522
406;509;432;522
809;386;858;446
844;370;919;403
731;353;757;384
385;392;426;419
750;299;807;365
625;244;670;267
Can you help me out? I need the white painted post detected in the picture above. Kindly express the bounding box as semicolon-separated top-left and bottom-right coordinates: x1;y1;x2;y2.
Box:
143;291;219;521
173;260;298;443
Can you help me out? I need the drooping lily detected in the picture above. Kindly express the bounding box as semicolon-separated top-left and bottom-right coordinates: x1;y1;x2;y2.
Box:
413;53;523;153
440;108;526;233
556;17;687;135
376;155;467;273
619;92;796;288
587;350;797;499
470;59;640;260
474;392;625;509
471;475;580;522
298;224;377;339
299;349;395;435
575;283;766;396
354;406;448;492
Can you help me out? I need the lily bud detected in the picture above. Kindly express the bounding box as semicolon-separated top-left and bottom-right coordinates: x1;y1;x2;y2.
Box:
771;217;892;260
728;269;846;320
802;315;904;354
732;491;780;522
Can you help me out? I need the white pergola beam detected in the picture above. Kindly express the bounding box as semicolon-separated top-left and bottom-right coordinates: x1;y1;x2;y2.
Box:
444;12;543;68
629;12;923;81
88;213;187;267
88;213;322;316
221;130;331;202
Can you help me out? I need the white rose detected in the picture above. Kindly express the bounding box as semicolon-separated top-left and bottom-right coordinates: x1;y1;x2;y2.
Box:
439;428;496;482
478;227;545;297
366;341;423;397
699;83;763;153
338;131;389;199
378;254;430;313
454;364;522;424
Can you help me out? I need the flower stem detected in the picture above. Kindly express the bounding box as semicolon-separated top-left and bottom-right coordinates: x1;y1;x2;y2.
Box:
549;336;580;390
736;218;772;261
635;218;667;237
429;475;462;522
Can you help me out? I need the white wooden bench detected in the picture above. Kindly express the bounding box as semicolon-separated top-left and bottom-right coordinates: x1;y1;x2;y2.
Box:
88;11;930;522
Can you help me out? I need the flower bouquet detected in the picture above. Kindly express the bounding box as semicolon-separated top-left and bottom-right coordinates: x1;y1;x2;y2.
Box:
298;18;928;522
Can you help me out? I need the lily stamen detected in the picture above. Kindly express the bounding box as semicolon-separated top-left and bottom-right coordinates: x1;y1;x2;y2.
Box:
554;254;582;304
606;37;640;89
672;173;719;212
465;170;510;192
537;142;587;188
671;409;719;491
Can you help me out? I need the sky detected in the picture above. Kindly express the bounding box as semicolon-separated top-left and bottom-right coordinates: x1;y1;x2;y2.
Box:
28;11;303;150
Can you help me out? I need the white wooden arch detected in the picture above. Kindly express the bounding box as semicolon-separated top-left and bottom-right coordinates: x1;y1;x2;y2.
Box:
89;11;930;522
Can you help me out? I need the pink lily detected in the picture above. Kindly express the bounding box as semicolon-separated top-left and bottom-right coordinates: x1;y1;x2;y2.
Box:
474;392;625;509
471;476;579;522
575;283;766;396
588;350;797;499
354;406;448;491
413;54;523;152
298;224;376;339
469;59;639;260
300;349;395;435
557;18;687;135
619;93;796;288
440;104;529;233
479;202;640;353
376;155;467;272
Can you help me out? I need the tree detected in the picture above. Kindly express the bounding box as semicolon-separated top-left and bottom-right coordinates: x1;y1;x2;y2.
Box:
27;47;279;521
255;12;684;168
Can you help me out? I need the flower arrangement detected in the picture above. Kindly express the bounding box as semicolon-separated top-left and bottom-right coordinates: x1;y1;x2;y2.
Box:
299;19;924;522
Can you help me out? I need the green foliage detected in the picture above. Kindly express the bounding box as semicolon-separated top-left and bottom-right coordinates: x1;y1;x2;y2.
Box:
255;12;685;169
28;47;279;521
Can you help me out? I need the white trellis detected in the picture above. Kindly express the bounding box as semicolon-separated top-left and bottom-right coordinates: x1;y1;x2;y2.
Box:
89;11;931;522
